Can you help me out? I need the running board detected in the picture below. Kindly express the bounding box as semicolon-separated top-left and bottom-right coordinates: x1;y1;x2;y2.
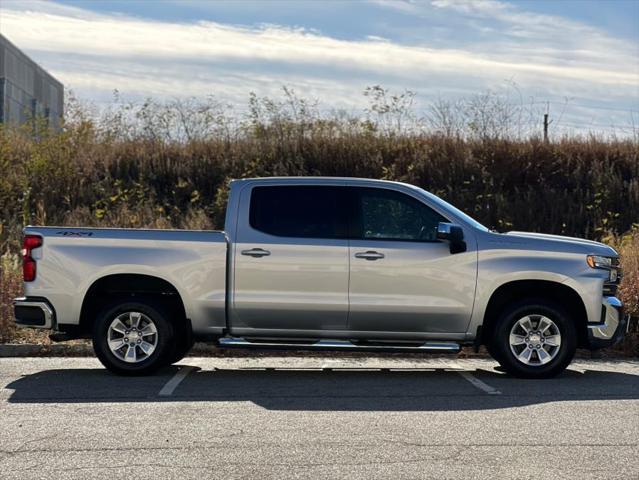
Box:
217;337;461;354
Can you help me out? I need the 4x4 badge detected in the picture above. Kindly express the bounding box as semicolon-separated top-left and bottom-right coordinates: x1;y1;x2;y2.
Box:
56;231;93;237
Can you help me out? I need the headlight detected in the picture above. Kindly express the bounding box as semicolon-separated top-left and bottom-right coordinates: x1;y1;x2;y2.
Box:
587;255;612;269
587;255;619;282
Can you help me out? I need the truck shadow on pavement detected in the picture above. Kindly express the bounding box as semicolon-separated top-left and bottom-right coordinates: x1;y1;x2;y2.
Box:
5;365;639;411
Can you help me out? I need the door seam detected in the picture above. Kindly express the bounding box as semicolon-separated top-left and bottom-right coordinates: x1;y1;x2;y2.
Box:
346;238;352;331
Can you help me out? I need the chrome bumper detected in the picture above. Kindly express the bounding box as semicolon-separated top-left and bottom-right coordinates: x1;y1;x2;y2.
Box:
587;296;628;348
13;297;55;329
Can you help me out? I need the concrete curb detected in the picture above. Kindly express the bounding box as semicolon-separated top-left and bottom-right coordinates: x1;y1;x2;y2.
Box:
0;343;94;357
0;342;215;358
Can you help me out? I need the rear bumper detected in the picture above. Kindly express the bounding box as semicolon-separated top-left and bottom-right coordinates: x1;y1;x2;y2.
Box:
13;297;56;329
586;296;629;349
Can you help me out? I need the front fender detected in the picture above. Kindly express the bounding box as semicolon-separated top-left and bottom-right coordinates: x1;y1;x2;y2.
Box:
465;249;591;338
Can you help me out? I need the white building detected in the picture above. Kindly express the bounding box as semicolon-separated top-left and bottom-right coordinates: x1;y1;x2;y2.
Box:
0;34;63;130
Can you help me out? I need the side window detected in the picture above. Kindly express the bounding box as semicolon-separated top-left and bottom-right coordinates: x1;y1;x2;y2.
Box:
249;186;346;239
354;188;446;241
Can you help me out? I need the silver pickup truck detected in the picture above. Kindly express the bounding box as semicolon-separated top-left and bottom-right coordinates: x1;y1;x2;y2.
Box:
14;177;627;378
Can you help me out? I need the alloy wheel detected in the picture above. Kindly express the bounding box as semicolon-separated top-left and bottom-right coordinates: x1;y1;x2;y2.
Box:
509;314;562;366
107;312;158;363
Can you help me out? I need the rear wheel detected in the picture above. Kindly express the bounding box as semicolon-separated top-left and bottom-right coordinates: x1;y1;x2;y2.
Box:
490;299;576;378
93;299;175;376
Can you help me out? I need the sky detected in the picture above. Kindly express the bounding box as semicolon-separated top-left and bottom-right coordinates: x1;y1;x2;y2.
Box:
1;0;638;135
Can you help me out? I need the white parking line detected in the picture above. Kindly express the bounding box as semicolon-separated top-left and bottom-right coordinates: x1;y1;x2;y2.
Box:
448;362;501;395
457;371;501;395
158;366;196;397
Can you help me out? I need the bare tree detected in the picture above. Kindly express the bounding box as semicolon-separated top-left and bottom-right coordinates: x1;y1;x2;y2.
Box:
364;85;418;135
425;97;465;137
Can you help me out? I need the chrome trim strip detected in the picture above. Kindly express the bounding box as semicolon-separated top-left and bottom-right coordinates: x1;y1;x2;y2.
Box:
13;297;54;329
218;337;461;352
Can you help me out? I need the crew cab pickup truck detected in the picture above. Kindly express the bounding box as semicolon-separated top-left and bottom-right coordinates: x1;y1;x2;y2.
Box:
14;177;627;377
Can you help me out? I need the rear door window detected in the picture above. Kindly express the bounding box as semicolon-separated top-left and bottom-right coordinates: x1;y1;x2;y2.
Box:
249;186;347;239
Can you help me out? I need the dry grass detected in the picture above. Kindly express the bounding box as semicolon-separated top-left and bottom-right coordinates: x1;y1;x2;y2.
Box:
612;230;639;318
0;92;637;354
1;92;638;253
0;254;20;343
607;229;639;355
0;253;50;344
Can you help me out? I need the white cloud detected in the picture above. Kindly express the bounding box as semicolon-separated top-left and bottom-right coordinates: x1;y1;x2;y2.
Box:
0;0;637;132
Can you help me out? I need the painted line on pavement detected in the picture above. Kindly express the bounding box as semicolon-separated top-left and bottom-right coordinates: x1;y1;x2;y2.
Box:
449;362;501;395
457;371;501;395
159;366;196;397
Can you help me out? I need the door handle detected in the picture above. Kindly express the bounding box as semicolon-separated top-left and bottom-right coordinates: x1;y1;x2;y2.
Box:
241;248;271;258
354;250;385;261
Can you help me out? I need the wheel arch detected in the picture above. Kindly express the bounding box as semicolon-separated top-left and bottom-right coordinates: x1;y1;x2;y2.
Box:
78;273;189;336
480;279;589;348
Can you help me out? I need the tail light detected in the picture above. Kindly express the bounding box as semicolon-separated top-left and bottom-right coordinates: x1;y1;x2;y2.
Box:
22;235;42;282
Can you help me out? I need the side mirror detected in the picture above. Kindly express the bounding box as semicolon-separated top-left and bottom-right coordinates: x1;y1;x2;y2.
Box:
436;222;467;254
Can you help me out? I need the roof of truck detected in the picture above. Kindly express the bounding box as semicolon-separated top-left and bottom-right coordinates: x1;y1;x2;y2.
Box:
233;176;410;186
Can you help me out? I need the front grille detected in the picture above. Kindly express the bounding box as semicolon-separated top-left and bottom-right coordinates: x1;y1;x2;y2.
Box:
603;283;618;296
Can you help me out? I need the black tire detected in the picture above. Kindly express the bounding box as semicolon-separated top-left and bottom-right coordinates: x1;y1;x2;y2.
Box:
486;343;504;363
170;334;194;364
92;299;176;376
489;299;577;379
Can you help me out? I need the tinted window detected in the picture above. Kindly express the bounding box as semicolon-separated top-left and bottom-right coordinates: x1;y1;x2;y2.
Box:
353;187;446;241
250;186;346;239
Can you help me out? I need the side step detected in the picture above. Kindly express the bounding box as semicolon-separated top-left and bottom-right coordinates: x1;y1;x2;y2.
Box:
217;337;461;354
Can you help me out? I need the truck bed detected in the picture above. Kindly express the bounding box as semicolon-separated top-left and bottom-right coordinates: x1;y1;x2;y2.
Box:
22;226;228;335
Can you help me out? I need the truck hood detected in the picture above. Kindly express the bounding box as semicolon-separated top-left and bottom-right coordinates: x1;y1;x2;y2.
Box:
503;231;618;256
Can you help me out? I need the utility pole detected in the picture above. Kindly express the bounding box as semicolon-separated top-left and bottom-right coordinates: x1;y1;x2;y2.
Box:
543;113;549;143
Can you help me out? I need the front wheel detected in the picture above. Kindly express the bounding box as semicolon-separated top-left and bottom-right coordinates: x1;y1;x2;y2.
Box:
170;335;195;364
93;299;176;376
490;300;577;379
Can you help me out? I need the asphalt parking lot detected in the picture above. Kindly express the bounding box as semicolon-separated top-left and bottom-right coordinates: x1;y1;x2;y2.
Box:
0;356;638;479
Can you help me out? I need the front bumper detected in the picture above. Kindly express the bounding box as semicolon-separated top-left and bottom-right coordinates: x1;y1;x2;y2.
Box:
13;297;56;329
586;296;629;349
